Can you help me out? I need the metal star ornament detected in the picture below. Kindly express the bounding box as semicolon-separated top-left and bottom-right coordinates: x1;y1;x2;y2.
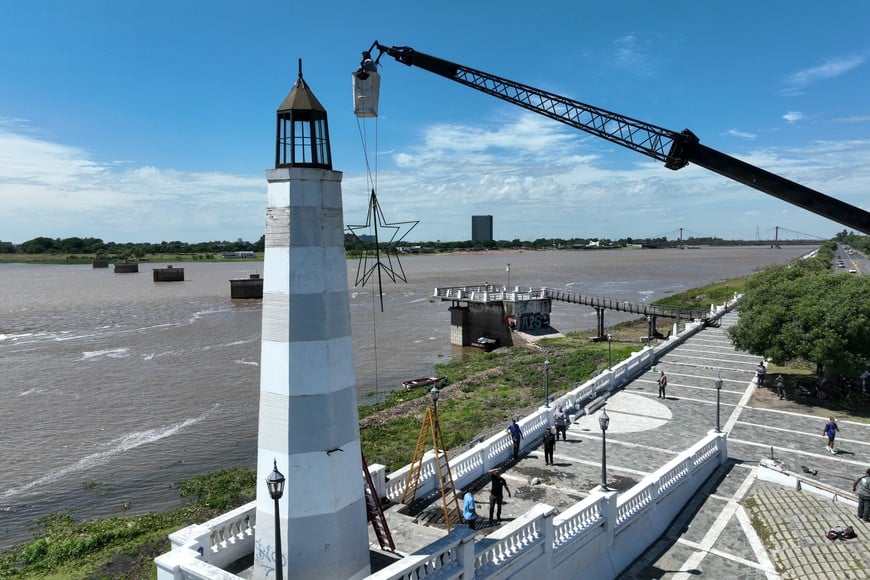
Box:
347;189;419;311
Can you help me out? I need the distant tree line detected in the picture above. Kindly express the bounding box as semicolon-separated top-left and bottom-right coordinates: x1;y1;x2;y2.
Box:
347;235;825;254
0;236;265;258
0;232;857;258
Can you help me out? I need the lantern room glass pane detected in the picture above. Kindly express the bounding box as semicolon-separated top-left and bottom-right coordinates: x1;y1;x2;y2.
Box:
293;119;312;164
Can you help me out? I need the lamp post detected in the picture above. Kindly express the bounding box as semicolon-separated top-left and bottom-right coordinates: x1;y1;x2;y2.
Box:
606;333;613;370
506;263;511;289
598;408;610;490
714;370;723;433
544;359;551;408
430;385;439;413
265;459;285;580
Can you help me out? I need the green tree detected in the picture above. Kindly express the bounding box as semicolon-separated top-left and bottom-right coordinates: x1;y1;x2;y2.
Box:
728;260;870;377
20;237;60;253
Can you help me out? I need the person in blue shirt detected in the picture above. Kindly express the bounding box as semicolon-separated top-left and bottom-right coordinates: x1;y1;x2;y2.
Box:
462;491;477;529
823;417;840;455
507;417;523;459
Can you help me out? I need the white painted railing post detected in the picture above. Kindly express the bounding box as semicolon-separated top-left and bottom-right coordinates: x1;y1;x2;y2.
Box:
542;507;556;571
597;488;619;543
457;529;476;578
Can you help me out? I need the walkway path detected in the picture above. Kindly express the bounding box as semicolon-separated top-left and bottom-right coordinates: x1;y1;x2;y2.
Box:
379;311;870;578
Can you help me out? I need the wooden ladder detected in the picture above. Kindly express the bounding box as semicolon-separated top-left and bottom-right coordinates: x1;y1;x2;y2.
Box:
401;406;463;530
362;453;395;551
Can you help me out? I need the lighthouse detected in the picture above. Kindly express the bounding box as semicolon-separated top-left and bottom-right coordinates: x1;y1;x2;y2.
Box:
253;62;370;580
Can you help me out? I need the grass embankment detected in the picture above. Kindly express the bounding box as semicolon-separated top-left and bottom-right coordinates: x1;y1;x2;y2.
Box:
0;276;748;578
0;469;256;579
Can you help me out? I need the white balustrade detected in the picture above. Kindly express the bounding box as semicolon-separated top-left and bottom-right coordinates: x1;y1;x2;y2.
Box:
552;499;604;549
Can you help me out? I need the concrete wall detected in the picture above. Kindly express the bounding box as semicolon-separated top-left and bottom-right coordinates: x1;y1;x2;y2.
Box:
504;298;551;332
449;302;513;347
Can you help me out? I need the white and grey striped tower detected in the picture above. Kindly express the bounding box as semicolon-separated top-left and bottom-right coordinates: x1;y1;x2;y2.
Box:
253;64;370;580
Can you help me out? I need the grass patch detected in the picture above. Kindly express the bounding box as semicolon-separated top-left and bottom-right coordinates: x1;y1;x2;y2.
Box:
0;469;255;579
360;333;640;471
651;277;747;311
742;498;773;546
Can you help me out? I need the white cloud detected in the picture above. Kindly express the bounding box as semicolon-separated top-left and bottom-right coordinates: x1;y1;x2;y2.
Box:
726;129;756;140
782;111;804;123
0;121;263;243
833;115;870;124
610;34;655;76
347;112;870;241
2;113;867;245
787;55;864;87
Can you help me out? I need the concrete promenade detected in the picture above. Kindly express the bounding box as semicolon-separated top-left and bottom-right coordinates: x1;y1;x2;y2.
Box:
380;311;870;578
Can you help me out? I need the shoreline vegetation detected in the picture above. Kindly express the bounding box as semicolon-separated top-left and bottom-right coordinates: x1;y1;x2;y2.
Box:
2;265;864;579
0;240;819;266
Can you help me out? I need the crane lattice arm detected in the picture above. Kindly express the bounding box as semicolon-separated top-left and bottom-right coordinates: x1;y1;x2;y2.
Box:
366;42;870;235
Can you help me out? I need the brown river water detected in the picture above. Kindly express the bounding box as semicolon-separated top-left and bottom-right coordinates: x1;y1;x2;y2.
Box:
0;245;814;548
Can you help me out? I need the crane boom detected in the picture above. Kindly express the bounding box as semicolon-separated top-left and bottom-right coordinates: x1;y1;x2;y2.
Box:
363;42;870;235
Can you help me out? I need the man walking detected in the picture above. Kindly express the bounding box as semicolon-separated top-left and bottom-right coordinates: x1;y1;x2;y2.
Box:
823;417;840;455
507;417;523;460
487;468;511;524
657;370;668;399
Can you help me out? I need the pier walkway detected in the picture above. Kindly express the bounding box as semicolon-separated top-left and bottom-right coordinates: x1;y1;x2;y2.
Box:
380;311;870;578
434;285;704;321
434;284;706;339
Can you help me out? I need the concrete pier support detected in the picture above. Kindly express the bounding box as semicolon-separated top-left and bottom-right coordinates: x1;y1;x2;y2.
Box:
252;167;370;580
596;307;605;340
449;302;513;347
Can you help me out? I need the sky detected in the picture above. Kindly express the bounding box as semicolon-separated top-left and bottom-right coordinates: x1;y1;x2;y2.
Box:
1;1;868;245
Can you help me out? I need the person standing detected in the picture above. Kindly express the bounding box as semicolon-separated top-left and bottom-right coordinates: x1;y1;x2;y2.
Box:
823;417;840;454
553;405;568;441
462;491;477;529
542;427;556;465
487;468;511;524
755;361;766;387
775;375;786;400
507;417;523;459
852;468;870;522
657;370;668;399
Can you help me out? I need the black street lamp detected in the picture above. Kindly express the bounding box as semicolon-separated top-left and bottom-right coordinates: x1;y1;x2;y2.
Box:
430;385;439;412
265;459;286;580
607;333;613;370
714;370;723;433
599;408;610;490
544;359;551;408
